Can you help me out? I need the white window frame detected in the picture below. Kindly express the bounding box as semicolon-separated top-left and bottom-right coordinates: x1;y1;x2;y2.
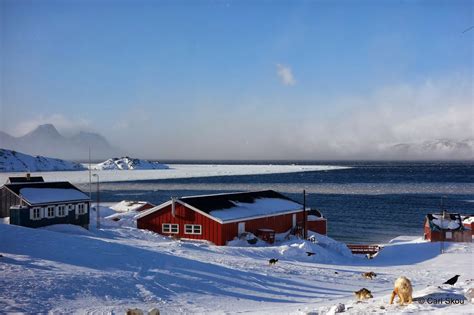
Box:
46;206;56;218
56;205;67;217
184;224;202;235
162;223;179;234
445;231;453;239
76;203;86;215
30;207;43;220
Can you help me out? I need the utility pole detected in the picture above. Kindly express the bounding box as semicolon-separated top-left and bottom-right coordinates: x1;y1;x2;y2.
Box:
303;190;307;240
92;174;100;229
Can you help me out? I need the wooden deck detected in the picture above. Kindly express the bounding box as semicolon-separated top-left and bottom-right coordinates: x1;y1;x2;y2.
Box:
347;244;382;255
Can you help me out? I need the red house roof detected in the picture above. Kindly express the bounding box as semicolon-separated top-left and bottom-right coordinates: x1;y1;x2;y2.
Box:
136;190;304;223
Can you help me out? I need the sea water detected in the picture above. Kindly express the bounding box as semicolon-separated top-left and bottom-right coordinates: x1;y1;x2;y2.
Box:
88;161;474;244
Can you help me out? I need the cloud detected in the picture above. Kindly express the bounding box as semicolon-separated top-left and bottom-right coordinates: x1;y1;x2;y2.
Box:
276;63;296;86
288;76;474;159
102;74;472;160
3;75;471;160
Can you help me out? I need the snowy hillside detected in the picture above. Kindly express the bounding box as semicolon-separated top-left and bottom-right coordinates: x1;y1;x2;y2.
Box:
0;214;472;314
92;157;169;170
0;148;85;172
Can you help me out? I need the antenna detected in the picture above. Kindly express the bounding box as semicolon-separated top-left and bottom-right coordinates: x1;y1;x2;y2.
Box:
88;146;92;198
303;190;307;240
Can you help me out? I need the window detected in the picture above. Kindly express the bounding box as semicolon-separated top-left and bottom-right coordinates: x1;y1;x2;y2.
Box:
30;207;42;220
57;205;67;217
162;223;179;234
46;206;55;218
184;224;202;235
76;203;87;215
445;231;453;240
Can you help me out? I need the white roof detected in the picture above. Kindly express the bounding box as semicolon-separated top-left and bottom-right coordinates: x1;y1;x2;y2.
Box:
431;214;461;230
111;200;154;212
209;198;302;222
19;188;90;204
462;216;474;224
135;198;303;224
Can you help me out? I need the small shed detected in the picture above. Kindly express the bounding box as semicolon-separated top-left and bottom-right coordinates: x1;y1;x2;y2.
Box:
424;212;471;243
307;209;327;235
111;200;156;213
136;190;327;245
462;216;474;235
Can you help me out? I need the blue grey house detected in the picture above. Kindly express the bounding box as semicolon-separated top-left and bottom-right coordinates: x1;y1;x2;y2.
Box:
0;176;91;229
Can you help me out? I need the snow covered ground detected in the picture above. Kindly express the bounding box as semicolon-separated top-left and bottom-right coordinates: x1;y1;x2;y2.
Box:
0;164;348;184
0;210;472;314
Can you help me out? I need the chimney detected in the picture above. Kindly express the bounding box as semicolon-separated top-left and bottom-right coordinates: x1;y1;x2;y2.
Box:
171;197;176;217
442;210;449;220
26;173;31;181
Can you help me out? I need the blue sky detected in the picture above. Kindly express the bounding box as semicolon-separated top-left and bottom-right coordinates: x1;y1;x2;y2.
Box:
1;0;472;159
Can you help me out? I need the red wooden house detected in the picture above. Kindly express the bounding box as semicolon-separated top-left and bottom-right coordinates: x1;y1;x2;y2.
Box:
424;212;472;243
136;190;327;245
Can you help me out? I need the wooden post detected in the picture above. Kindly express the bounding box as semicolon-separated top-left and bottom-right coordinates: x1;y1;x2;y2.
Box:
92;173;100;229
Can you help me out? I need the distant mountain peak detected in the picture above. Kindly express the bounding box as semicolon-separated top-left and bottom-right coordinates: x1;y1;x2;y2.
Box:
0;123;122;160
34;123;60;133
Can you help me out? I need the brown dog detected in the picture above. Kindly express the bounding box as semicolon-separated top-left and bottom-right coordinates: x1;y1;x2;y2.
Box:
390;276;413;305
354;288;373;300
362;271;377;280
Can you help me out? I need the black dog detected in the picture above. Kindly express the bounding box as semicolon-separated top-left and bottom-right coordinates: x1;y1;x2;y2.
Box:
306;252;316;256
269;258;279;265
443;275;460;286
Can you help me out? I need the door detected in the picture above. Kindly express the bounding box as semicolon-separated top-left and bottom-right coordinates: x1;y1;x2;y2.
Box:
292;213;297;228
238;222;245;235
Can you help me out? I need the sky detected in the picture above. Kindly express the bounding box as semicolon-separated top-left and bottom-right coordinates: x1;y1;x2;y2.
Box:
0;0;473;160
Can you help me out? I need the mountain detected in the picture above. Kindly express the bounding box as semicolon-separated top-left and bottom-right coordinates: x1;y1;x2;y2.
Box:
390;138;474;160
92;157;169;170
0;148;86;172
0;124;122;160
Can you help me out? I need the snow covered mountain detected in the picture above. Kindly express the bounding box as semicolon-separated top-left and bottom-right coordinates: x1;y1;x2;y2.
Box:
389;138;473;160
0;148;86;172
0;124;121;160
93;157;169;170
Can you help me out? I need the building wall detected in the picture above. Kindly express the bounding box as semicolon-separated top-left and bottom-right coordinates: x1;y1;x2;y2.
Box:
424;225;471;243
9;202;90;229
137;203;223;244
221;211;306;245
463;223;474;235
137;205;317;246
307;219;327;235
0;187;24;218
